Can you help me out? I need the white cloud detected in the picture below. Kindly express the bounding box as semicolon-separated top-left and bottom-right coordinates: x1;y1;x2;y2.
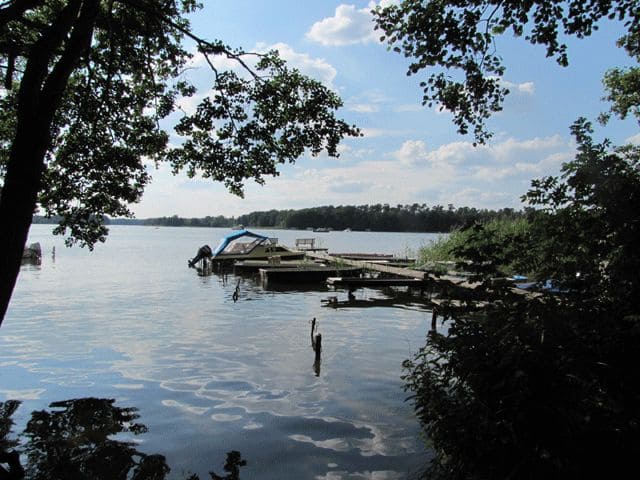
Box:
348;103;380;113
445;188;517;210
174;92;206;116
394;104;423;113
517;81;535;94
472;150;572;181
360;128;387;138
186;43;337;90
499;78;536;95
391;135;571;186
262;42;337;89
427;141;477;164
328;179;372;194
346;89;393;113
355;89;392;104
306;4;378;46
132;130;575;218
487;135;565;162
187;49;239;73
626;132;640;145
394;140;429;166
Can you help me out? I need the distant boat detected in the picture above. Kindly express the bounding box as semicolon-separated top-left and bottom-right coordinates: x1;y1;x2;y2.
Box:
313;227;331;232
231;224;244;230
188;229;304;268
343;228;351;232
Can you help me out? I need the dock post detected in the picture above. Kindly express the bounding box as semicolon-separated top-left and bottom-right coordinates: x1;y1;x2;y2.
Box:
310;318;317;346
313;333;322;377
232;279;240;302
431;307;438;332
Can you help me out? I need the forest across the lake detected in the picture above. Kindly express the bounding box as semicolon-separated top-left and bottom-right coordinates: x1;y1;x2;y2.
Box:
33;204;525;233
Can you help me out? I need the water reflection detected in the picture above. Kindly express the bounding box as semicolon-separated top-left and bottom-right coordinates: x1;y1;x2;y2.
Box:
0;398;245;480
322;290;433;312
7;226;431;479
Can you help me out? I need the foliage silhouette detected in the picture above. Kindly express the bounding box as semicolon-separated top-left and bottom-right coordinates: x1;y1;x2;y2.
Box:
0;398;246;480
373;0;639;144
0;0;359;324
403;121;640;479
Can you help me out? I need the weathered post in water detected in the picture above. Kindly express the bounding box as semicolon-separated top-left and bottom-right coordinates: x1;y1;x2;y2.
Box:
232;278;240;302
313;333;322;377
310;317;322;376
431;307;438;332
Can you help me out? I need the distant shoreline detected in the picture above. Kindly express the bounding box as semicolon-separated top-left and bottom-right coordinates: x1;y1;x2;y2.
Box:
32;203;524;234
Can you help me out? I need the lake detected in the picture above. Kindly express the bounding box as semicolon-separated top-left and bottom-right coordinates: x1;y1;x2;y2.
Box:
1;225;441;479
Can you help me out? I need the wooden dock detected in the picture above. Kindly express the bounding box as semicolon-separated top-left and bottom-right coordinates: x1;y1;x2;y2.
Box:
304;251;429;280
233;259;323;273
326;276;429;288
305;251;497;295
259;266;363;283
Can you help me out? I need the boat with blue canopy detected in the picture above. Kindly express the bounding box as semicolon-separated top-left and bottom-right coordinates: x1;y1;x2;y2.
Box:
188;229;304;268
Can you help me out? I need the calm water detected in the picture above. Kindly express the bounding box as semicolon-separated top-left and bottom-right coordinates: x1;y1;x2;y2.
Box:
1;225;441;479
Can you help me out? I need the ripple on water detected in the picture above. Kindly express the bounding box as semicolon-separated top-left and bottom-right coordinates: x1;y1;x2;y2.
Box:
2;226;435;479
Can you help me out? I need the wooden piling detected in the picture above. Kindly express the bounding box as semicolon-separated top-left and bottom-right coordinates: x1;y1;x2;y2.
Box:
312;333;322;377
313;333;322;354
232;279;240;302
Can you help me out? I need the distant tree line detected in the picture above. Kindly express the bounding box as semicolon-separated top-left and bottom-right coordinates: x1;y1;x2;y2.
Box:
32;215;145;226
140;214;233;228
113;204;522;232
32;204;524;232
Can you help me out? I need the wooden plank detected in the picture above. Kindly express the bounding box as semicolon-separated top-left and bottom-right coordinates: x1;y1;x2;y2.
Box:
305;251;428;280
306;252;538;299
326;277;429;287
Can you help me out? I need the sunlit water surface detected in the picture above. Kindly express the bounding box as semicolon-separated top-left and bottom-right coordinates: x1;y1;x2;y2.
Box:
1;225;442;479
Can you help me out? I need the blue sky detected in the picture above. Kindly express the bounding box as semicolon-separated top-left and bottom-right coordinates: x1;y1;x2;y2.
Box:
131;0;639;218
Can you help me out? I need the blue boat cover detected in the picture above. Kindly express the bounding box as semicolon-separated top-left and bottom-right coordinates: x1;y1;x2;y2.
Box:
212;229;269;256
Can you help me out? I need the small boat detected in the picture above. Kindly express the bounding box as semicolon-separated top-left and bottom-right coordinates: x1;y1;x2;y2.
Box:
188;229;304;267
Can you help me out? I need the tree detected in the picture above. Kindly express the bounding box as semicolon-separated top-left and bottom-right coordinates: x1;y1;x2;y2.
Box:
0;0;360;325
404;120;640;479
373;0;640;144
600;27;640;126
374;2;640;478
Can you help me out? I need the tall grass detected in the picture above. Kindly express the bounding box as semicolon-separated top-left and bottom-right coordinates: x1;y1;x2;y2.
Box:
418;218;532;275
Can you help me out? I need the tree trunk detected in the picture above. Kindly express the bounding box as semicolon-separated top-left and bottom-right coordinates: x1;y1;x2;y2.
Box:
0;0;99;326
0;128;47;324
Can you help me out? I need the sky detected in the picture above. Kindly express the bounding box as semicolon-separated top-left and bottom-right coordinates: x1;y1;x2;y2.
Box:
130;0;640;219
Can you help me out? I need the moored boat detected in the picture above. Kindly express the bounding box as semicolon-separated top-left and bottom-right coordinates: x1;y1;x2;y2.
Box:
188;229;304;268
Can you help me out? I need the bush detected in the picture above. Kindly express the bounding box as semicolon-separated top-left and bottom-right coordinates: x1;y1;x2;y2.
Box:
406;120;640;479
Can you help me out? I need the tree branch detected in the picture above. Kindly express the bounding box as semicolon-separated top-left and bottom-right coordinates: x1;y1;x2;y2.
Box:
42;0;99;107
